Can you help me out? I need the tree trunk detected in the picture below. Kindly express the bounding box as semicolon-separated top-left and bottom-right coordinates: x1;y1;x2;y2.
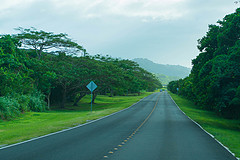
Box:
110;88;113;97
37;47;43;60
73;92;86;106
92;92;98;104
47;91;51;109
60;87;66;108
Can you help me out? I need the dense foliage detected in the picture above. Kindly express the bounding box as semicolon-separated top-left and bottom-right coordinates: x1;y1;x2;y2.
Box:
168;8;240;119
0;29;162;120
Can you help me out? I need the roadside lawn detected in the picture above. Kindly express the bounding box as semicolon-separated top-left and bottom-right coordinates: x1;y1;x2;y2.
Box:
169;92;240;158
0;92;153;147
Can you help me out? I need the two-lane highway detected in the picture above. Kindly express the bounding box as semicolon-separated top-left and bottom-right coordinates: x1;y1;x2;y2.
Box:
0;92;237;160
110;92;237;160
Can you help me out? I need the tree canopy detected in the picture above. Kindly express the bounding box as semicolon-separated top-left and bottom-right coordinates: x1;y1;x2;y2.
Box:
0;28;162;120
168;8;240;119
13;27;84;59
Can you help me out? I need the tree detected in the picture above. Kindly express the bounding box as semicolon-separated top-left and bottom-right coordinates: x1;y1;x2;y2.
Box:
0;35;48;119
14;27;84;59
168;8;240;119
0;35;34;96
1;28;163;119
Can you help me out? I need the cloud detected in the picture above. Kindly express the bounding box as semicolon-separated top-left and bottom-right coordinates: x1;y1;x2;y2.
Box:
0;0;35;15
108;0;188;20
35;0;189;21
0;0;237;67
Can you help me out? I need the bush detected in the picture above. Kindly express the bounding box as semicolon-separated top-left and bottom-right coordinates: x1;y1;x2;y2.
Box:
0;96;21;120
28;90;48;112
15;94;31;112
0;91;48;120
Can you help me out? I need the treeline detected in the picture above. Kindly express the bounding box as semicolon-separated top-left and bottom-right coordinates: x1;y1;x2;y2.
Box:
155;74;180;86
0;28;162;120
168;8;240;119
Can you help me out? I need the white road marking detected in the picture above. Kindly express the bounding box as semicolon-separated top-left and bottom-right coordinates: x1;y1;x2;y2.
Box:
0;94;154;150
168;93;238;160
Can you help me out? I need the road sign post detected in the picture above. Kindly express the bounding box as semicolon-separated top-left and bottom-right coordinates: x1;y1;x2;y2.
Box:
86;81;97;112
91;93;93;112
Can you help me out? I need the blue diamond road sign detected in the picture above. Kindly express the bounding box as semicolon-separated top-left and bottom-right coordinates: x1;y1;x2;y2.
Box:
87;81;97;92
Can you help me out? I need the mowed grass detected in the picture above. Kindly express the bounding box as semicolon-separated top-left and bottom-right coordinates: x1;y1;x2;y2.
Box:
0;92;153;147
169;92;240;158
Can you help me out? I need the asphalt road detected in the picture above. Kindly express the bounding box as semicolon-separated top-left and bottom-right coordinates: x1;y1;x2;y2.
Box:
0;92;237;160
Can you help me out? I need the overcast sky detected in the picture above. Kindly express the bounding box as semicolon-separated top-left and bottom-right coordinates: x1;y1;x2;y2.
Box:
0;0;238;68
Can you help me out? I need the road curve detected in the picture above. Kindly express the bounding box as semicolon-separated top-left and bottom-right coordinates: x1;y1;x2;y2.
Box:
0;92;237;160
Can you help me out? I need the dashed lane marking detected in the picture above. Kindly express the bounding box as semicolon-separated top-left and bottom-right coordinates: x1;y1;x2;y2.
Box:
103;93;162;159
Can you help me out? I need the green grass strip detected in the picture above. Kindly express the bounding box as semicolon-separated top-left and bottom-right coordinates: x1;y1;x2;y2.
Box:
169;92;240;158
0;92;153;147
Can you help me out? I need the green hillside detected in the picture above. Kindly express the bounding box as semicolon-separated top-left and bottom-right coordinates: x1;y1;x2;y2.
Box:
133;58;191;85
154;74;180;86
133;58;191;77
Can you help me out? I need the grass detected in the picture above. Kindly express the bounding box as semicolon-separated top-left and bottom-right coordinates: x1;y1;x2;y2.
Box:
169;92;240;158
0;92;154;147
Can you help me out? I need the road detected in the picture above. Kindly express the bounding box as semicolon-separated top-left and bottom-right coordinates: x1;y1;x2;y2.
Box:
0;92;237;160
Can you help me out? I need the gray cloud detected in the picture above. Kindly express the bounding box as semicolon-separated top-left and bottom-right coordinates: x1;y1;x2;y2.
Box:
0;0;237;67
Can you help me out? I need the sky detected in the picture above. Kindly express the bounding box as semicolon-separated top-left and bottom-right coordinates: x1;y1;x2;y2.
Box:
0;0;238;68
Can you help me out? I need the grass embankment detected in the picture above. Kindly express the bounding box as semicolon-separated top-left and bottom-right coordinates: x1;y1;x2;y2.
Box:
0;92;153;147
169;92;240;158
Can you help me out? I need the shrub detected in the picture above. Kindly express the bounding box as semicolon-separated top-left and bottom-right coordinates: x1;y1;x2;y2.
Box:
0;96;21;120
16;94;30;112
28;90;48;112
0;91;48;120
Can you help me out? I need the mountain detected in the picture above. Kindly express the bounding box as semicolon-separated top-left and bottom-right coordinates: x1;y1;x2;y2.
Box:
133;58;191;85
154;74;180;86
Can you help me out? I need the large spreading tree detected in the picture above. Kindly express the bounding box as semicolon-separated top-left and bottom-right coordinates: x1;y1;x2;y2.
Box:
14;27;84;59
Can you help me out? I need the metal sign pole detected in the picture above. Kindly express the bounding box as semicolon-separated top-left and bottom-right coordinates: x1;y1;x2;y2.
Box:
86;81;97;112
91;91;93;112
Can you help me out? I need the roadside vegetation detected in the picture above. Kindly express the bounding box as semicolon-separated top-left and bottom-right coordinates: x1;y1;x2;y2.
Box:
168;8;240;119
169;92;240;158
0;92;153;146
0;27;162;120
167;8;240;158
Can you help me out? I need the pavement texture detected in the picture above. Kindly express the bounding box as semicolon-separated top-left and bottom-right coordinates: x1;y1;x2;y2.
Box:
0;92;237;160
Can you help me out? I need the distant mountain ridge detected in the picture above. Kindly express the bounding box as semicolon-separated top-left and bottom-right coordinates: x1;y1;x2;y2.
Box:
133;58;191;78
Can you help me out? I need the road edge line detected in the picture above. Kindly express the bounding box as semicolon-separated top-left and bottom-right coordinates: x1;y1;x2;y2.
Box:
168;93;239;160
0;93;155;150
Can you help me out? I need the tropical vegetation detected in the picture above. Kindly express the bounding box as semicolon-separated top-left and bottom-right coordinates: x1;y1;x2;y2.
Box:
0;27;162;120
168;8;240;119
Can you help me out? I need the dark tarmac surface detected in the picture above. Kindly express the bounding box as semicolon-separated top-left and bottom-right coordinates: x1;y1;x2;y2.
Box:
0;92;237;160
